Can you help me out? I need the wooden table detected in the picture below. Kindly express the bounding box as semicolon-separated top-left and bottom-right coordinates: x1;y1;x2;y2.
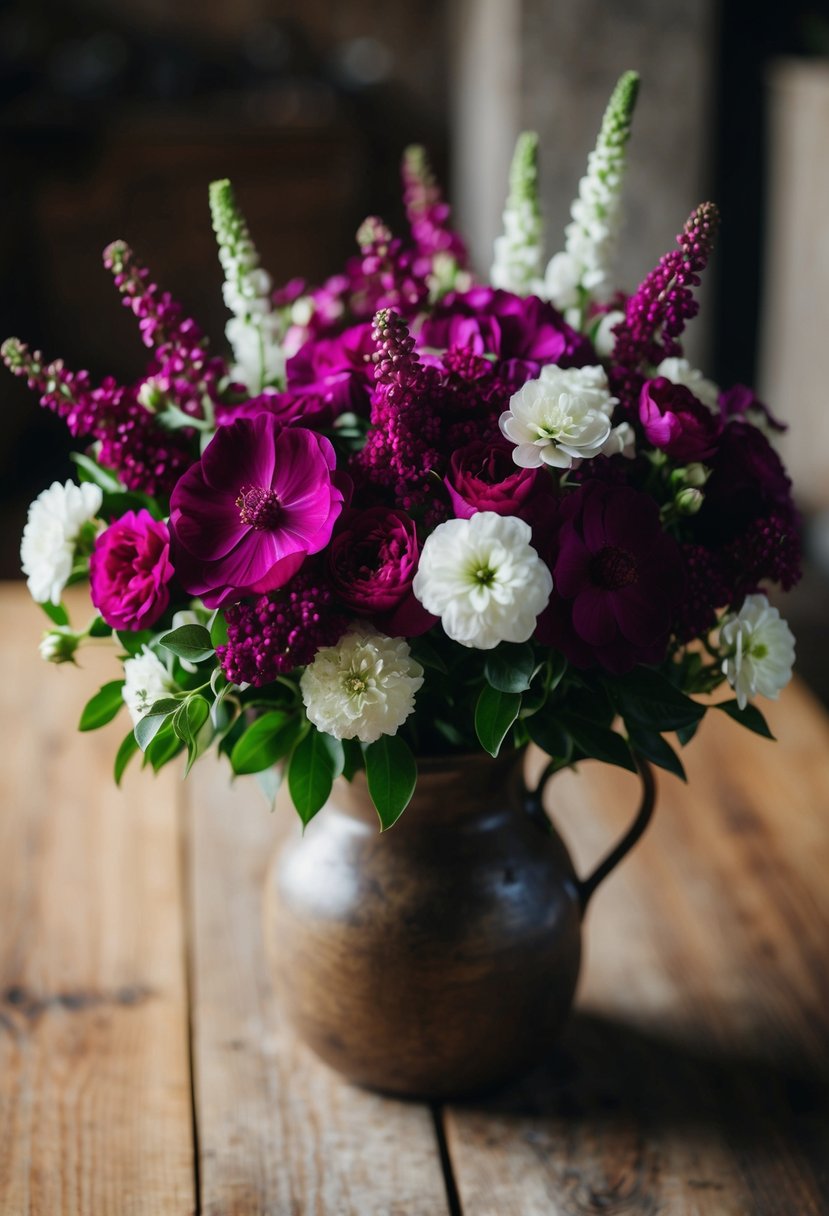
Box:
2;581;829;1215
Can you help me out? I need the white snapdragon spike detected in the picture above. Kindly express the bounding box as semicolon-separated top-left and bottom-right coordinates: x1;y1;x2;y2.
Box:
209;178;285;393
20;480;103;605
543;71;639;311
413;513;552;650
123;647;177;727
490;132;545;296
300;630;424;744
499;364;619;469
655;357;720;411
720;594;795;711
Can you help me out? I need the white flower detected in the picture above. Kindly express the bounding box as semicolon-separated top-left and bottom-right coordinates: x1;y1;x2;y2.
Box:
543;252;581;312
720;594;795;710
592;308;625;358
499;364;618;469
300;630;424;744
490;132;545;296
599;420;636;459
123;647;177;726
655;357;720;411
20;480;103;604
412;512;552;650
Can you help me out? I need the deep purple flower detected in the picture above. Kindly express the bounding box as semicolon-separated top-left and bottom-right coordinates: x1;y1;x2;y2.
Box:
639;377;723;461
444;440;541;520
537;483;684;672
285;322;376;418
718;383;786;432
90;509;174;631
328;506;435;636
698;420;794;541
169;416;344;610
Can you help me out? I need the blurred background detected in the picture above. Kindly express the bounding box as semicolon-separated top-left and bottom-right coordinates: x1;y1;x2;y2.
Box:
1;0;827;695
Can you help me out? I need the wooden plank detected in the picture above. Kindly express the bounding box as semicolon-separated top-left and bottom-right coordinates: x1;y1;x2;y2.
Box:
0;586;195;1215
187;756;453;1216
443;680;829;1214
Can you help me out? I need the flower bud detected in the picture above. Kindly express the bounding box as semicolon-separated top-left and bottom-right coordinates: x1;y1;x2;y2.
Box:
675;486;704;516
39;627;80;664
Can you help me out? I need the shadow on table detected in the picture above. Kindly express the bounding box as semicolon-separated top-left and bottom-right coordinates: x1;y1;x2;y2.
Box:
456;1010;829;1147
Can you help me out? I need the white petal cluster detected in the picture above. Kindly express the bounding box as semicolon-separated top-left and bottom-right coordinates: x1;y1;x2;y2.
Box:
543;72;638;312
210;179;285;393
413;513;552;650
720;594;795;710
300;630;424;744
499;364;619;469
123;647;177;726
20;480;102;605
655;357;720;411
490;133;545;296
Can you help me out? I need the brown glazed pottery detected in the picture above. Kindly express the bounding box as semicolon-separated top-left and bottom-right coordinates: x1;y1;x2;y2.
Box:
263;749;654;1099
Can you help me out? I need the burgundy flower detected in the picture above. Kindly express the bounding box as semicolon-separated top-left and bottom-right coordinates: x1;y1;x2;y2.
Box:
537;483;685;672
639;377;723;461
698;420;794;542
444;439;544;523
90;509;174;631
169;415;344;610
718;383;786;432
328;507;435;636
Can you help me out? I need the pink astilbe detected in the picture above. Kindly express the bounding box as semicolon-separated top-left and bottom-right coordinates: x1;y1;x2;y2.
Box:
401;145;469;270
350;217;428;320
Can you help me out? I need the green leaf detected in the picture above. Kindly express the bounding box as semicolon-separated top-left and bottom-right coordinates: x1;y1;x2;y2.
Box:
627;724;686;781
113;731;139;786
341;737;364;782
158;624;215;663
70;451;122;492
255;766;282;810
144;721;184;772
611;667;706;732
209;611;229;650
78;680;125;731
88;615;112;639
99;490;163;520
676;719;702;747
565;715;636;772
116;629;154;657
714;699;776;740
134;698;180;751
547;650;568;694
230;711;305;776
526;713;572;761
485;643;535;693
287;728;344;826
40;600;69;627
410;636;448;674
475;686;522;757
173;696;211;775
364;734;418;830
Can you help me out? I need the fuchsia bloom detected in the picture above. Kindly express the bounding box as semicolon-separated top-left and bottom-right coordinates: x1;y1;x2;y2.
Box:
90;509;174;631
444;440;541;520
169;415;344;610
639;377;723;461
285;322;376;418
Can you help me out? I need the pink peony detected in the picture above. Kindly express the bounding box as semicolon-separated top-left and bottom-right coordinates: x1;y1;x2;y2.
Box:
444;440;542;520
90;509;174;631
169;415;344;610
639;377;723;461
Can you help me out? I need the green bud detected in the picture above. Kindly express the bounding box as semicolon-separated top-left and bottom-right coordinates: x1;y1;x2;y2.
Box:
684;462;710;488
39;627;81;665
675;487;704;516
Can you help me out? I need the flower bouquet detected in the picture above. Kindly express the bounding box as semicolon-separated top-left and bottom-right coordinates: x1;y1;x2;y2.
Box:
9;70;799;832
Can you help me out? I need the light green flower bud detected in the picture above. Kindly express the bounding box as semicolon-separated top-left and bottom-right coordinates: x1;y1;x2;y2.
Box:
675;487;704;516
39;627;80;664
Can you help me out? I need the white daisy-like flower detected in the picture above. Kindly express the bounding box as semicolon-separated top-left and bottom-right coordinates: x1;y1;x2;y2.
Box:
123;647;177;726
655;357;720;411
20;479;103;605
720;594;795;710
412;512;552;650
499;364;618;469
300;629;424;744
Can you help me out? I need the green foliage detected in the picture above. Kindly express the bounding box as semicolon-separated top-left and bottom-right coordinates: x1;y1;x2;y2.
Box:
287;728;344;826
715;699;775;740
365;735;417;830
40;600;69;627
230;711;305;775
134;698;181;751
484;643;535;693
609;667;706;732
172;695;211;775
626;724;686;781
564;715;636;773
474;686;522;757
113;731;140;786
158;624;215;663
78;680;125;731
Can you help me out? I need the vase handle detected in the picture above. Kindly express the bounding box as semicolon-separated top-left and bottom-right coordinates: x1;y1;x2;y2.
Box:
527;755;656;914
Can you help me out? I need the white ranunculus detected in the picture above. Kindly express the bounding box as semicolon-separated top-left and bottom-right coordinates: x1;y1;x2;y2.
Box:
412;512;552;650
720;594;795;710
123;647;177;726
499;364;618;469
20;480;103;605
300;630;424;744
655;357;720;411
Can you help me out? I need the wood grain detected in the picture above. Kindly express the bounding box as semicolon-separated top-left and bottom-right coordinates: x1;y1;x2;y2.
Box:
443;681;829;1214
0;588;195;1214
186;756;454;1216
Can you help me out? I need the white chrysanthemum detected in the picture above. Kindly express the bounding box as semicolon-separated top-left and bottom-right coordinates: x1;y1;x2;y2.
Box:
123;647;177;726
300;630;424;744
499;364;618;469
655;357;720;411
720;594;795;711
490;132;545;296
20;480;103;604
413;513;552;650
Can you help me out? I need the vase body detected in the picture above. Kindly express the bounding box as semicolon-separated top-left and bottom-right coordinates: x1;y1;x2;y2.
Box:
263;751;583;1098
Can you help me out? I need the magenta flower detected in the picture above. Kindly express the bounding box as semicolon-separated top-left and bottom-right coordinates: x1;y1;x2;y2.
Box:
169;416;344;610
639;377;723;461
444;440;541;520
718;383;786;433
537;483;684;672
90;509;174;631
285;322;376;418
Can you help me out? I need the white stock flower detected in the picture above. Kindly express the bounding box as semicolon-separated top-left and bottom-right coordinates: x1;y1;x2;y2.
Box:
490;132;545;296
20;480;103;604
543;252;581;312
499;364;618;469
655;357;720;411
413;513;552;650
720;594;795;710
123;647;177;726
300;630;424;744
